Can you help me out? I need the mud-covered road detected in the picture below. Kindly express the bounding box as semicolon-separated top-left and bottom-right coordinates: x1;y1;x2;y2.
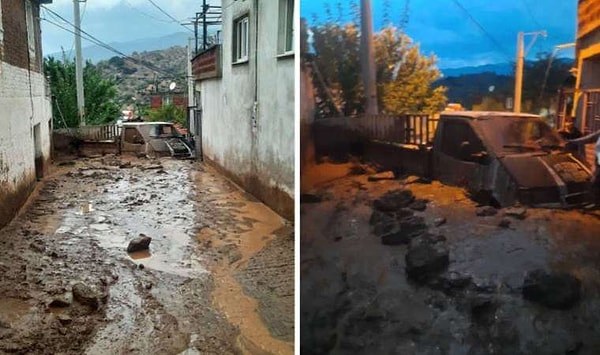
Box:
301;162;600;355
0;155;293;354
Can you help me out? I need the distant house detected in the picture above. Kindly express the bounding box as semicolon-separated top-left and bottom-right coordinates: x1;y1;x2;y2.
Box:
191;0;295;219
573;0;600;166
0;0;53;228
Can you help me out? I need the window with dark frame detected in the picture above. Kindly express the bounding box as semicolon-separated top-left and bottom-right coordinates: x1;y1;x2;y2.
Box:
278;0;294;54
233;15;249;63
440;120;485;162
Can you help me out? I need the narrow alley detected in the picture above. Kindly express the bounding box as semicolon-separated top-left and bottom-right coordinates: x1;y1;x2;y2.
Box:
0;155;294;354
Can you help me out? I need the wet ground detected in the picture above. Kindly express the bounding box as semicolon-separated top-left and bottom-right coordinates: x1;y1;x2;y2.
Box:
0;155;293;354
301;162;600;355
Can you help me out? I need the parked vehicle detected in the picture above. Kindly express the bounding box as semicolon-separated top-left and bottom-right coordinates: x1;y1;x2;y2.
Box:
315;111;593;207
427;111;592;207
120;122;193;158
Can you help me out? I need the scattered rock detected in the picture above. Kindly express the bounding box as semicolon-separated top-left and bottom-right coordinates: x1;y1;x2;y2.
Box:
367;171;395;181
301;193;322;204
119;161;132;169
430;271;472;294
58;161;76;166
409;233;447;249
433;217;447;227
469;295;497;325
409;199;428;211
57;314;72;325
380;215;427;245
143;164;163;170
127;234;152;253
498;218;511;228
405;244;449;281
369;210;394;226
522;269;581;309
48;297;71;308
476;206;498;216
72;282;100;309
404;176;421;184
29;240;45;253
373;190;415;212
505;207;527;220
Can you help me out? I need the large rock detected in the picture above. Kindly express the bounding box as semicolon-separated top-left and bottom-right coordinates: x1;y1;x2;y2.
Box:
72;282;100;309
373;190;415;212
380;215;426;245
522;269;581;309
127;234;152;253
504;207;527;220
405;244;449;281
408;199;428;211
476;206;498;216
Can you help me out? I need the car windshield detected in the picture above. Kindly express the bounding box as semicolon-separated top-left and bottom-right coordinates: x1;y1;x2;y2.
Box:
477;116;563;154
149;124;180;138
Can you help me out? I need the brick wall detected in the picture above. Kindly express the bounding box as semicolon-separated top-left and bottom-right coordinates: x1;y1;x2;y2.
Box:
1;0;42;72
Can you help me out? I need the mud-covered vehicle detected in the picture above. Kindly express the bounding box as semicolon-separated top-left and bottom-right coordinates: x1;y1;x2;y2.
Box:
120;122;193;158
430;111;592;207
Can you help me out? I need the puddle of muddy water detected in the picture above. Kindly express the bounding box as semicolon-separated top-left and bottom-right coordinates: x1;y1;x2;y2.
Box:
0;298;31;324
192;169;293;354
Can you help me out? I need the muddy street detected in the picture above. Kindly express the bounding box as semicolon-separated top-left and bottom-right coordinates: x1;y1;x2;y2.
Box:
301;162;600;354
0;155;294;354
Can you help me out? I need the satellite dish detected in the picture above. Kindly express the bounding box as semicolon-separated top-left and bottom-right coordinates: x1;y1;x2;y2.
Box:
488;85;495;92
169;82;177;91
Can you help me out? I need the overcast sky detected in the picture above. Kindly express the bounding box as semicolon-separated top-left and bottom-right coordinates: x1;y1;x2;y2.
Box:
301;0;577;68
40;0;219;55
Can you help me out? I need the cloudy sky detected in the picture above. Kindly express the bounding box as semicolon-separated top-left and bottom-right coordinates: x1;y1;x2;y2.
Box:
40;0;218;55
301;0;577;68
40;0;577;69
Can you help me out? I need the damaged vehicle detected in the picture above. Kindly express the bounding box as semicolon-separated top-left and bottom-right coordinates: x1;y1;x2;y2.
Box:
120;122;193;158
431;111;593;207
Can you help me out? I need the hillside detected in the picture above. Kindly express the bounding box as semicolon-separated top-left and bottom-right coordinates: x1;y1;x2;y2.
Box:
96;45;188;105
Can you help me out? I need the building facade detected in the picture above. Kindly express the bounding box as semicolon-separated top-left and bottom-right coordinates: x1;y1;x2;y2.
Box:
0;0;53;228
191;0;295;219
575;0;600;135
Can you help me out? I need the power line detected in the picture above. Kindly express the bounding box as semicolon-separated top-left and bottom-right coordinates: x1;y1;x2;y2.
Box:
146;0;194;33
450;0;512;61
125;0;173;24
41;7;182;78
522;0;544;32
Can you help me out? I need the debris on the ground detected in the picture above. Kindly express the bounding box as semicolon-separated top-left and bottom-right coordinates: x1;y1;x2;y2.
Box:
409;199;428;211
373;189;415;212
433;217;447;227
367;171;396;181
301;193;323;203
127;234;152;253
57;314;73;325
405;234;450;282
72;282;100;309
522;269;581;309
476;206;498;216
498;218;511;228
48;297;71;308
504;207;527;220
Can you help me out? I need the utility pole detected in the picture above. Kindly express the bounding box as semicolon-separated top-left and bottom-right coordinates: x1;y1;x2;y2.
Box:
73;0;85;125
513;30;546;113
360;0;378;115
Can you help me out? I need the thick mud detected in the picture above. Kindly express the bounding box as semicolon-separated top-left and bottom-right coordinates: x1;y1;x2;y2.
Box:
301;162;600;355
0;155;293;354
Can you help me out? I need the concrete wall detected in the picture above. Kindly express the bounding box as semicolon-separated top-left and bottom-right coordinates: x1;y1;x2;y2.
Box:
0;1;53;228
198;0;294;220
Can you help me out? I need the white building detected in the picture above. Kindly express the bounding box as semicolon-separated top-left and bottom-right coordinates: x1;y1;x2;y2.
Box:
0;0;53;228
191;0;295;219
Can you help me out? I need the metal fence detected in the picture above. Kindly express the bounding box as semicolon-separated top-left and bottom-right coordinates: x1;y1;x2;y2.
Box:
315;114;437;146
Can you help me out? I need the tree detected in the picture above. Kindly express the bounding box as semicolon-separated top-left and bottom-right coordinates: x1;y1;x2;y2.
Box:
45;56;120;128
147;103;186;126
310;21;446;115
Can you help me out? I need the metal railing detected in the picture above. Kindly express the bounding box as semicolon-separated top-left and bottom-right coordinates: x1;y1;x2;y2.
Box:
54;124;120;142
